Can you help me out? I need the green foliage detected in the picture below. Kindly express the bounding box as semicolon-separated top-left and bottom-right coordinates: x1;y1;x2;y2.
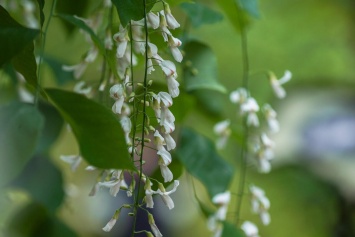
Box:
43;55;75;85
176;127;234;198
0;102;44;187
57;14;105;53
183;40;226;93
112;0;156;27
180;2;223;28
0;6;39;87
238;0;260;18
10;155;65;213
5;202;77;237
216;1;251;31
36;0;45;28
56;0;89;34
45;89;135;170
222;221;245;237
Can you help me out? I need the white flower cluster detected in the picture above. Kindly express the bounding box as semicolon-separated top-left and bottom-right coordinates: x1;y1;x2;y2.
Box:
207;191;231;237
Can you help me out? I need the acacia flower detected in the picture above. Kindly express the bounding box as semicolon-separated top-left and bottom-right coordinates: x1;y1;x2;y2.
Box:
208;191;231;237
159;60;180;97
230;87;248;105
148;213;163;237
158;158;173;182
158;11;171;42
102;209;120;232
73;81;92;95
144;179;155;208
250;185;271;225
160;107;175;133
113;25;129;58
213;120;231;149
62;62;88;79
147;12;160;29
263;104;280;133
60;154;82;171
98;170;127;197
241;97;260;127
167;34;183;62
110;84;125;114
241;221;260;237
255;133;275;173
163;133;176;151
163;4;180;29
156;180;179;209
269;70;292;99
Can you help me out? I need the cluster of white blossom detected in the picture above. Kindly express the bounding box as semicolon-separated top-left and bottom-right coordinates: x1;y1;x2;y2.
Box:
59;2;182;236
211;71;291;236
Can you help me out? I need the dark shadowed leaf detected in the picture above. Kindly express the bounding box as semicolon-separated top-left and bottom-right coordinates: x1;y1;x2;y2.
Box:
56;0;88;34
10;155;65;212
222;221;245;237
111;0;156;27
36;0;45;28
0;102;44;187
183;41;226;93
180;2;223;28
0;6;39;87
176;127;234;198
45;89;135;170
36;101;64;154
5;202;77;237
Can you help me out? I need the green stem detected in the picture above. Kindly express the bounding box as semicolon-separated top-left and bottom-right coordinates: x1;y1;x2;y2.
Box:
131;1;149;236
235;14;250;226
34;0;57;107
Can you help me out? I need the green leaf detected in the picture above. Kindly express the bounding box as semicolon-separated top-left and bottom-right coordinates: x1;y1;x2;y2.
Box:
0;6;39;87
111;0;156;27
5;202;78;237
183;40;226;93
45;89;135;170
57;13;105;54
180;2;223;28
10;156;65;213
238;0;260;18
36;0;45;28
56;0;88;34
0;102;44;187
192;90;224;116
222;221;245;237
36;101;64;153
176;127;234;198
216;1;251;32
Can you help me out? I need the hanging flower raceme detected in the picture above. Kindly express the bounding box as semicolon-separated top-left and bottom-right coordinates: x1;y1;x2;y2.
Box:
254;133;275;173
250;185;271;225
230;87;249;115
268;70;292;99
263;104;280;133
160;60;179;98
213;120;231;149
241;97;260;127
207;191;231;237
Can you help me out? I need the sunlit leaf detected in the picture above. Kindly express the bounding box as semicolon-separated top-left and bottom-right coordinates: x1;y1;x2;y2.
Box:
180;2;223;28
176;127;234;197
10;156;65;213
0;102;44;187
57;13;105;54
183;40;226;93
0;6;39;87
45;89;135;170
111;0;156;27
222;221;245;237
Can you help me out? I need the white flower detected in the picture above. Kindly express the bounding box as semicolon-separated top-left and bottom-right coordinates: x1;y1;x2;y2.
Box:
154;130;166;150
60;154;82;171
166;74;180;98
102;217;117;232
105;30;113;50
263;104;280;133
147;12;160;29
158;159;173;182
167;34;183;62
213;120;231;149
156;180;179;209
160;107;175;133
269;70;292;99
98;170;127;197
230;88;248;104
144;179;155;208
110;84;125;114
241;98;260;127
212;191;231;221
89;183;100;196
241;221;259;237
157;92;173;107
73;81;92;95
163;4;180;29
113;25;129;58
157;146;172;165
250;185;271;225
163;133;176;150
148;213;163;237
160;60;176;77
158;11;171;41
62;62;88;79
